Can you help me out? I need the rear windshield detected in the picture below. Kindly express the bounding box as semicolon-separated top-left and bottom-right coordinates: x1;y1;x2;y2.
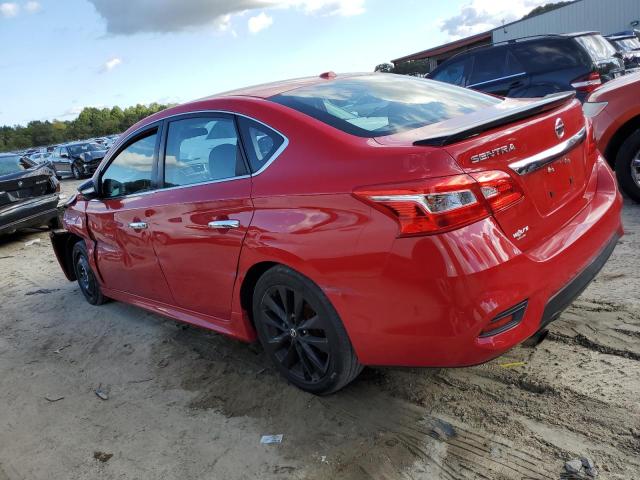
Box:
575;34;617;61
269;74;501;137
0;155;30;176
613;37;640;52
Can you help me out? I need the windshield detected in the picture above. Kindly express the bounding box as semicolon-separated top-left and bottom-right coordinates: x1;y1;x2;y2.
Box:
270;74;501;137
68;143;104;155
576;34;618;61
0;155;30;175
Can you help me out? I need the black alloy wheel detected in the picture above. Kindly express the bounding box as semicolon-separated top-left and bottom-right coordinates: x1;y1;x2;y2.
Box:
72;241;107;305
253;265;362;394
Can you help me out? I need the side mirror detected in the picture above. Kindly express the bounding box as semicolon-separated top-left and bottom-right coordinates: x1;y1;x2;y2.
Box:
78;178;99;200
61;153;69;159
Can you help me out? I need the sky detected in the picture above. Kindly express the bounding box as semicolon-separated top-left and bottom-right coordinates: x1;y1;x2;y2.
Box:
0;0;560;126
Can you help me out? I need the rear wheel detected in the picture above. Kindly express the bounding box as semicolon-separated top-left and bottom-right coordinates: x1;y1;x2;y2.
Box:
253;265;362;394
72;241;107;305
615;129;640;203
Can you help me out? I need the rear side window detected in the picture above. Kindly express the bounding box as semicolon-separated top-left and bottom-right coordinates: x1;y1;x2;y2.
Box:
101;131;157;198
237;117;285;173
163;116;246;188
468;47;509;85
575;34;617;61
511;39;587;73
270;74;500;137
431;57;470;86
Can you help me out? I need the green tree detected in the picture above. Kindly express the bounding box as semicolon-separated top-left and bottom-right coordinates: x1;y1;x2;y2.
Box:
0;102;174;152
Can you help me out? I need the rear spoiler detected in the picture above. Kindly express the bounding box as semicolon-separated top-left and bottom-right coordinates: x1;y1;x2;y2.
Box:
414;91;576;147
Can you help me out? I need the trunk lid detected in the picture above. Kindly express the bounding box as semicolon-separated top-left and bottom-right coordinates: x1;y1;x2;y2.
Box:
443;99;595;251
377;94;597;251
0;166;57;208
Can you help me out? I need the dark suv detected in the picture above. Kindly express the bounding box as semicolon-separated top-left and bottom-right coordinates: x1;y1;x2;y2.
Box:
429;32;625;102
50;142;108;179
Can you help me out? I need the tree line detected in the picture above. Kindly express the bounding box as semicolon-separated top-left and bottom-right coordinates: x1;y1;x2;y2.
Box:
0;103;174;152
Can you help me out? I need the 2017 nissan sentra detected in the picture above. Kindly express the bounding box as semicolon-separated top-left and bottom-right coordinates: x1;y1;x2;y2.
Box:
50;73;623;394
0;153;60;235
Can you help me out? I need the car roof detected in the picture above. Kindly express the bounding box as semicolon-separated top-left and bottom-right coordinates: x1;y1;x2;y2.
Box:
605;34;637;40
200;72;369;100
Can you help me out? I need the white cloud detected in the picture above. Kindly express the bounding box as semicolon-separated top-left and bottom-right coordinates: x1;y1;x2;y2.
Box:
101;57;122;72
287;0;365;16
25;1;40;13
439;0;563;39
0;2;19;17
86;0;365;34
248;11;272;33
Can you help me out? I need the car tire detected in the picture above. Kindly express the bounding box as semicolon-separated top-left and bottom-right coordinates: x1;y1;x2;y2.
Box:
252;265;363;395
71;163;82;180
72;241;108;306
615;129;640;203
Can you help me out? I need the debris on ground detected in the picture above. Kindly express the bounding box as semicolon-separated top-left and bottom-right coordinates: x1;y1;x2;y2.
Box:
25;288;59;296
54;344;71;354
498;361;526;368
93;451;113;463
24;239;41;247
565;457;598;476
260;434;283;444
44;395;64;403
94;386;109;401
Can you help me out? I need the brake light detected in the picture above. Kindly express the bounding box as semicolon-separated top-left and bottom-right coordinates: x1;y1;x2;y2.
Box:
571;71;602;94
353;172;522;236
471;170;523;212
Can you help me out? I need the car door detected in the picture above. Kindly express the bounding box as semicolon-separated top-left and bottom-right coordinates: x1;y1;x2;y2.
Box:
85;125;175;304
148;113;255;321
467;47;529;97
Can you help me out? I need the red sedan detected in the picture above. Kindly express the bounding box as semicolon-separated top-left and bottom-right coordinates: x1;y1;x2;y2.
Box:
51;73;623;394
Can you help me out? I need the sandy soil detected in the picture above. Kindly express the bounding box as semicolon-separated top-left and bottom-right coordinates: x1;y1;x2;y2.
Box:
0;178;638;480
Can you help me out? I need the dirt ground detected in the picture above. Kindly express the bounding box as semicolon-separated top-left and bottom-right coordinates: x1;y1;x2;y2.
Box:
0;177;638;480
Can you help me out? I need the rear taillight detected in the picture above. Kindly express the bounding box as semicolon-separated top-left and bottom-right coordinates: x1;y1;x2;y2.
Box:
571;71;602;94
471;170;523;212
354;172;522;236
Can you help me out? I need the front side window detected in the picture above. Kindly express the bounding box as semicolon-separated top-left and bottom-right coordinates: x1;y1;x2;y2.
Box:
163;116;246;188
101;131;157;198
270;74;500;137
237;117;285;173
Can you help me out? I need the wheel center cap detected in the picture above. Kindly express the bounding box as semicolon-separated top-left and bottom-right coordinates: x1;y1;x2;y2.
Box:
289;328;297;338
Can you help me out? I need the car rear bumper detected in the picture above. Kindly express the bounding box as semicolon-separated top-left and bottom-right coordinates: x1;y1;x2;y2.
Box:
0;194;59;235
337;156;623;367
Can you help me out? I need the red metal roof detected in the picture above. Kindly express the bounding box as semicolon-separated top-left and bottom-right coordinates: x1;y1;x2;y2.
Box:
391;31;492;64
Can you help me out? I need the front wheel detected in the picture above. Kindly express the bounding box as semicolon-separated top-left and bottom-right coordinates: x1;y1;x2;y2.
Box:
71;163;82;180
615;129;640;203
72;241;108;305
253;265;362;395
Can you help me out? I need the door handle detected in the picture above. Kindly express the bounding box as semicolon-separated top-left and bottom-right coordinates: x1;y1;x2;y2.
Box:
128;222;148;230
208;220;240;229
